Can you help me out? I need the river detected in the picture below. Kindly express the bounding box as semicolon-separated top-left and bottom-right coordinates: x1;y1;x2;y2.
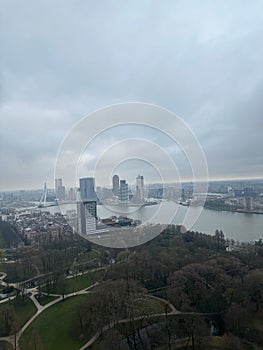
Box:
41;201;263;243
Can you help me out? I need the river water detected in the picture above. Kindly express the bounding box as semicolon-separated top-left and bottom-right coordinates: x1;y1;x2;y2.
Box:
42;201;263;243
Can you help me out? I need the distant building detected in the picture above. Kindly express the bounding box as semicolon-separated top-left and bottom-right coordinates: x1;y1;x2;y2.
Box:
181;188;186;202
118;180;128;202
67;188;76;201
57;186;65;201
79;177;97;201
244;197;253;211
55;178;65;200
244;187;255;197
55;178;62;190
148;187;163;199
112;175;119;196
234;189;243;197
135;174;144;201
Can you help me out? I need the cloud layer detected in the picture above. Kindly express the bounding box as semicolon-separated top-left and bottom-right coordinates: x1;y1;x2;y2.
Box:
1;1;263;190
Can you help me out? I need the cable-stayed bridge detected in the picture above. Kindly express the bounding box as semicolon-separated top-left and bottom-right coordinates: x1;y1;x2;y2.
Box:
38;182;57;208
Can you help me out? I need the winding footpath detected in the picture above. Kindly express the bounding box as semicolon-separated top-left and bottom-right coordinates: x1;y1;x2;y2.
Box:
0;267;215;350
0;266;102;350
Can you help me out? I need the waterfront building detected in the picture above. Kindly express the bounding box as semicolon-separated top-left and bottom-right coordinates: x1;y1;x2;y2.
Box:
135;174;144;201
112;175;119;196
118;180;128;202
55;178;65;200
77;194;97;235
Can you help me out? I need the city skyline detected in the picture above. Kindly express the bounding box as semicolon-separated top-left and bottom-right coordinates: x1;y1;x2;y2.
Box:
1;175;263;193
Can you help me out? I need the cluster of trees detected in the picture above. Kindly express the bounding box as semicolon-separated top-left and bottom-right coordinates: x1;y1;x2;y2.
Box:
1;224;263;349
0;303;18;337
103;227;263;347
77;279;146;333
0;221;22;248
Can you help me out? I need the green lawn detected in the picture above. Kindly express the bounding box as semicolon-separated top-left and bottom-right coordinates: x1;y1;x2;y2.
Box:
19;295;91;350
0;340;13;350
62;275;96;293
42;270;104;294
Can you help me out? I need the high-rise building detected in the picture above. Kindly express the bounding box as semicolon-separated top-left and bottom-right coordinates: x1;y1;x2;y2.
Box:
244;197;253;211
79;177;97;201
67;188;76;201
135;174;144;201
55;178;65;200
112;174;119;196
55;178;62;190
77;197;97;235
118;179;128;202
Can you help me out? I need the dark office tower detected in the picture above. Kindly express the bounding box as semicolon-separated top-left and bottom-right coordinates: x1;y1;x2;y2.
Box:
79;177;97;201
112;174;119;196
118;180;128;202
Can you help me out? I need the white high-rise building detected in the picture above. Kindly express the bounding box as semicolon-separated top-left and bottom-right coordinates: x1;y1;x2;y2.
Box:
77;189;97;235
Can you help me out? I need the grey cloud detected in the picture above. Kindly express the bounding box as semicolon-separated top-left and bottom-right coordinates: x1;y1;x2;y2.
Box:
1;0;263;189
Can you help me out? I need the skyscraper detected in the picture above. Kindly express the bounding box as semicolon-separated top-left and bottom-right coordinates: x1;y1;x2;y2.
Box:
112;174;119;196
55;178;62;190
118;179;128;202
79;177;97;201
77;196;97;235
136;174;144;201
55;178;65;200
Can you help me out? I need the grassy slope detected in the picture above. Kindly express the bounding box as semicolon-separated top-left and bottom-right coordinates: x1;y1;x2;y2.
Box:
42;270;103;294
19;295;89;350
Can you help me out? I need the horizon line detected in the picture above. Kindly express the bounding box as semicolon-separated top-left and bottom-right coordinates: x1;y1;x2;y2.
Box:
1;175;263;192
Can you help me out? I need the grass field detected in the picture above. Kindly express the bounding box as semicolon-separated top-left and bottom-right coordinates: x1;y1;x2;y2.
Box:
42;270;104;294
19;295;90;350
19;294;169;350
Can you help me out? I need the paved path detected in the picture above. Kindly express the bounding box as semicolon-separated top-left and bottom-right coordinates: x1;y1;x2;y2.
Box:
77;296;219;350
78;296;181;350
0;267;102;350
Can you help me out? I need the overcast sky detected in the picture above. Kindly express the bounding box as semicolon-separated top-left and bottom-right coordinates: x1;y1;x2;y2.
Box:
1;1;263;190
